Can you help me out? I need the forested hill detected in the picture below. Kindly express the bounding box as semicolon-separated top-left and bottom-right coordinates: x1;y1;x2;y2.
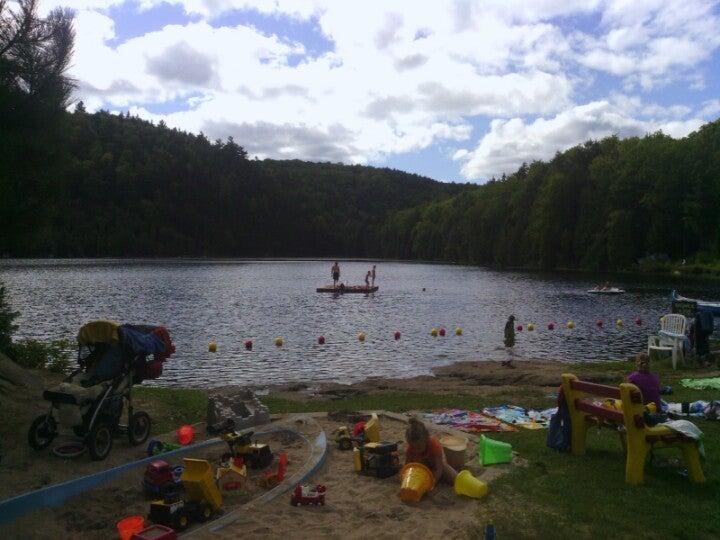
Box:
0;108;468;258
378;120;720;271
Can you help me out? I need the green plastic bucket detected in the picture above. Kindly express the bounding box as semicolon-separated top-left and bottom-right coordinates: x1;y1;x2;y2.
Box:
478;435;512;465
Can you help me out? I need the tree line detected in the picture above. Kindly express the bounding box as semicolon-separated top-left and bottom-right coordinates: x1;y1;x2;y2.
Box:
2;1;719;270
378;126;720;271
0;2;464;258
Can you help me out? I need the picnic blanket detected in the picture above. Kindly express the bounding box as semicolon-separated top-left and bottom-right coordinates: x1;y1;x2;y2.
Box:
482;405;558;429
424;409;517;433
680;377;720;391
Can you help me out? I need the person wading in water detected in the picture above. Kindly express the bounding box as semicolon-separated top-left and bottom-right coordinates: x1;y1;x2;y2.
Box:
502;315;516;368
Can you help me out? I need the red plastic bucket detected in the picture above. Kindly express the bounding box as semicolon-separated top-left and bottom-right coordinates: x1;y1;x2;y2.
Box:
116;515;144;540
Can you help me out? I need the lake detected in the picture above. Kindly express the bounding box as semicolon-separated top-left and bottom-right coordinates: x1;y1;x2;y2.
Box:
1;259;716;388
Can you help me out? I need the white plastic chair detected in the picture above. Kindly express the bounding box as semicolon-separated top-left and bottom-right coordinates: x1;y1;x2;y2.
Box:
647;314;687;369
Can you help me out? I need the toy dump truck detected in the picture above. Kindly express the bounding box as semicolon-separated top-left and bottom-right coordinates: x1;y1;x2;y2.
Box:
218;429;273;469
353;442;400;478
149;458;222;531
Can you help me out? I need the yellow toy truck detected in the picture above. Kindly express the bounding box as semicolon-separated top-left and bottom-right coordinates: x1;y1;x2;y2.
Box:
149;458;223;531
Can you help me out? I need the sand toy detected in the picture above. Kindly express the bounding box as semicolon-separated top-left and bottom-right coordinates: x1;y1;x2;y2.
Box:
399;462;434;502
478;435;512;465
454;470;488;499
117;515;145;540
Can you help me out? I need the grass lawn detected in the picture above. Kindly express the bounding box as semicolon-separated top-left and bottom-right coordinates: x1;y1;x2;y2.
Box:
136;359;720;539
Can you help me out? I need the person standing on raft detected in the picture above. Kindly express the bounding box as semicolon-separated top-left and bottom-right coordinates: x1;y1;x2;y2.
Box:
364;270;371;288
331;261;341;287
405;416;458;487
371;265;377;286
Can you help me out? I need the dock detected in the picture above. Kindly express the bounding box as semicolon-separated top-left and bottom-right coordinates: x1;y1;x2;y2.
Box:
316;285;379;294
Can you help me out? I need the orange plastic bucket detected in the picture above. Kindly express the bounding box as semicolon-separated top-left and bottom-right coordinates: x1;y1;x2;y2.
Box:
399;462;434;502
116;515;144;540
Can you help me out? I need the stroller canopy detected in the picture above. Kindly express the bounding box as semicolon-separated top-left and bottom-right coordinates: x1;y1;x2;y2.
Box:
78;321;175;359
77;320;121;345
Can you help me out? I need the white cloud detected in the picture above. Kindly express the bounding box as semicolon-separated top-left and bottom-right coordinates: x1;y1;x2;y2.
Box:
37;0;720;176
699;99;720;119
457;100;705;179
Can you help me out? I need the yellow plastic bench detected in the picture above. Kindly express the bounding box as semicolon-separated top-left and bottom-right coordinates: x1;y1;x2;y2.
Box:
561;373;705;485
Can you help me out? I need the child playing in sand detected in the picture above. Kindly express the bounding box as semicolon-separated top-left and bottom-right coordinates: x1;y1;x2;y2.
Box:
628;352;662;411
405;416;458;488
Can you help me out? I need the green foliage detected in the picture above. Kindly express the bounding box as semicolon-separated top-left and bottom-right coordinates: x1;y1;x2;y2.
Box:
379;126;720;271
0;283;19;354
11;338;72;373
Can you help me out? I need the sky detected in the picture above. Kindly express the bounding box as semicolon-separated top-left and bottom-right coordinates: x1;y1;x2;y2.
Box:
38;0;720;183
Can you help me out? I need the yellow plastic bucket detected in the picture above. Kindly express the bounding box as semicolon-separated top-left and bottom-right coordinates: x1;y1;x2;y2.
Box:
364;413;380;443
399;462;434;502
454;470;488;499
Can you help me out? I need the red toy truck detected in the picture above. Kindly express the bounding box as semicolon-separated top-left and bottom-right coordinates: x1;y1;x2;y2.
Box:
143;460;183;496
290;484;326;506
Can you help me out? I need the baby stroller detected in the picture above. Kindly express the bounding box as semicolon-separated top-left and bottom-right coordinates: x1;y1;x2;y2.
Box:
27;320;175;460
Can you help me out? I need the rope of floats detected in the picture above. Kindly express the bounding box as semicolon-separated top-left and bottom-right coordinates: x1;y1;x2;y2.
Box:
206;317;649;351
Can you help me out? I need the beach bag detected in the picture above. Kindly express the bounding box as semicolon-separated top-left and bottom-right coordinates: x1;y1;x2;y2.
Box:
547;388;571;452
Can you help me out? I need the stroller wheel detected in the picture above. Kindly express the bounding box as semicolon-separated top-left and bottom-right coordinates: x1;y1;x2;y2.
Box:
128;411;151;446
87;421;113;460
28;415;57;450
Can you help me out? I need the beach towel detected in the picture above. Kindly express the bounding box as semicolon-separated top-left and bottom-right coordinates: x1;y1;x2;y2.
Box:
482;405;557;429
423;409;517;433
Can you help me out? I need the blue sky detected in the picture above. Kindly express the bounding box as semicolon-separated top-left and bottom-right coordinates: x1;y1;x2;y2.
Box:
45;0;720;183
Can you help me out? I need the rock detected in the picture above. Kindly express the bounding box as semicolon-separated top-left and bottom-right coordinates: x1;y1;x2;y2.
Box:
0;352;42;394
206;387;270;433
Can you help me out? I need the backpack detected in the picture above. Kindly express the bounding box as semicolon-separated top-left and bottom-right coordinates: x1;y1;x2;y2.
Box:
547;387;571;452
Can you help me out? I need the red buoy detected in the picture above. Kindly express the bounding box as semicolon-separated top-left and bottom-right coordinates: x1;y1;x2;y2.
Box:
548;323;555;330
244;340;253;351
516;325;523;332
635;318;642;326
439;328;446;337
318;336;325;345
394;331;401;340
596;320;604;328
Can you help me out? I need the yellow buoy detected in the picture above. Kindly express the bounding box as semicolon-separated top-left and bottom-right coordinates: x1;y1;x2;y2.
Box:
208;341;217;353
616;319;624;327
455;327;463;336
274;336;284;347
358;332;366;342
430;328;439;337
566;321;575;329
527;323;535;332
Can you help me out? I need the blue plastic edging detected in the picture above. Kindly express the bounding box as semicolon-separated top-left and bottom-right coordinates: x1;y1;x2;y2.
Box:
0;424;302;526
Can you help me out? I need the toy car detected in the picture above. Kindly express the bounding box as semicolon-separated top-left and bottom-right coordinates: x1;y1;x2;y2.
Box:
143;460;183;496
290;484;326;506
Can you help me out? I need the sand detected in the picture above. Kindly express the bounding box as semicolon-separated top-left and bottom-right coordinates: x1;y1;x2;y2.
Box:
1;412;520;540
196;414;519;540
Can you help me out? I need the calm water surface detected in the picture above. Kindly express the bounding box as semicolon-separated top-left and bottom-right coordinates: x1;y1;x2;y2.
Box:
1;259;717;387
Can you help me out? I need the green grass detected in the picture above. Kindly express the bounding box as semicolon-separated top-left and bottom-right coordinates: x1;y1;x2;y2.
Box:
134;386;208;434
